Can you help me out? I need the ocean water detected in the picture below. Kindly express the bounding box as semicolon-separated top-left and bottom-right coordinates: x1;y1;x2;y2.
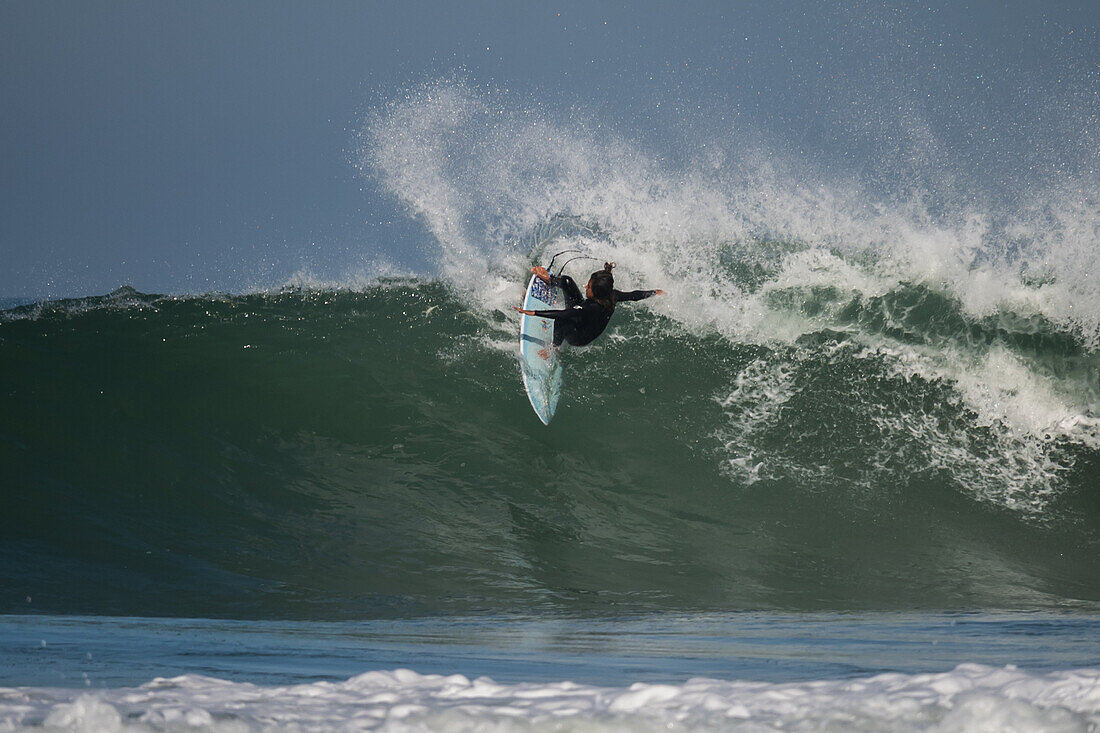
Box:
2;277;1098;729
3;79;1100;730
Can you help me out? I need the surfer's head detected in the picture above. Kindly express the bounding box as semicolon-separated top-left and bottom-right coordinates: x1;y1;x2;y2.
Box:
586;262;615;304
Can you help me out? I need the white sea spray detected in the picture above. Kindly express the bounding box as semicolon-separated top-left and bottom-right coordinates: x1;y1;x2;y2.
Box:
361;79;1100;514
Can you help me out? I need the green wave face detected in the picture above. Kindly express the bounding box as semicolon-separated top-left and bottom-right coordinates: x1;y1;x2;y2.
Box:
1;281;1098;619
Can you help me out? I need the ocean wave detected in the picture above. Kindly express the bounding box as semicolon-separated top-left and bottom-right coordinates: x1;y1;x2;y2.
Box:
2;283;1097;618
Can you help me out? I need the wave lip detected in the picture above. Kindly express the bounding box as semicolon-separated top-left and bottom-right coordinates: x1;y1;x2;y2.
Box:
4;664;1099;732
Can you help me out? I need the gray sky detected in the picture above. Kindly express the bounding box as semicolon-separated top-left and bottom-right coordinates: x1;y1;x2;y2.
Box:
1;1;1096;298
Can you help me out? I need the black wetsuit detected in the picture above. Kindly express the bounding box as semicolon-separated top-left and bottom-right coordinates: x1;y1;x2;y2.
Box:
530;274;658;347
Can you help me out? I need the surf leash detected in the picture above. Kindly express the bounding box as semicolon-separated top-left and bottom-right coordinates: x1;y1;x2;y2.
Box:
547;249;588;273
558;254;599;275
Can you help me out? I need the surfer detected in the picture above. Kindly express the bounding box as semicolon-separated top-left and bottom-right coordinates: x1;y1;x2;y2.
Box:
513;262;665;347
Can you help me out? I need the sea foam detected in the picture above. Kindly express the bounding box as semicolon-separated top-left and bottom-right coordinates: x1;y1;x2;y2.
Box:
3;664;1099;732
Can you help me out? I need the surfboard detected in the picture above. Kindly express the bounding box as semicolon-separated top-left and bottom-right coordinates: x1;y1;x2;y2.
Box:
519;271;563;425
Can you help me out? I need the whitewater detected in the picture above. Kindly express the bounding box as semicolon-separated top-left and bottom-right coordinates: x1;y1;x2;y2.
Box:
359;79;1099;515
4;664;1100;732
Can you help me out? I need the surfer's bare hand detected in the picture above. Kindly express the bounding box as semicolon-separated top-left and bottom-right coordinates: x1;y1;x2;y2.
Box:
530;267;551;283
654;289;667;295
513;306;535;316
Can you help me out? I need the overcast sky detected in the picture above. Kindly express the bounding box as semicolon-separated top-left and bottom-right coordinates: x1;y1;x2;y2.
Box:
1;1;1096;298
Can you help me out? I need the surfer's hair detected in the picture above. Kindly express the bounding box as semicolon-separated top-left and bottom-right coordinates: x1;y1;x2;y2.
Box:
588;262;615;304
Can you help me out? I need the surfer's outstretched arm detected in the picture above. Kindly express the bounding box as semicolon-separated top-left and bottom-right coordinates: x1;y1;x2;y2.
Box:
512;306;576;320
613;288;666;302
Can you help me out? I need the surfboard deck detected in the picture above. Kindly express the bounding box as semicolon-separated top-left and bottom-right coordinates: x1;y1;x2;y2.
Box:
519;271;563;425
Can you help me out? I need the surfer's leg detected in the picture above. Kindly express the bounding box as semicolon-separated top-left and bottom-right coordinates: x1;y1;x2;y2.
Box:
552;321;571;347
558;276;584;308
